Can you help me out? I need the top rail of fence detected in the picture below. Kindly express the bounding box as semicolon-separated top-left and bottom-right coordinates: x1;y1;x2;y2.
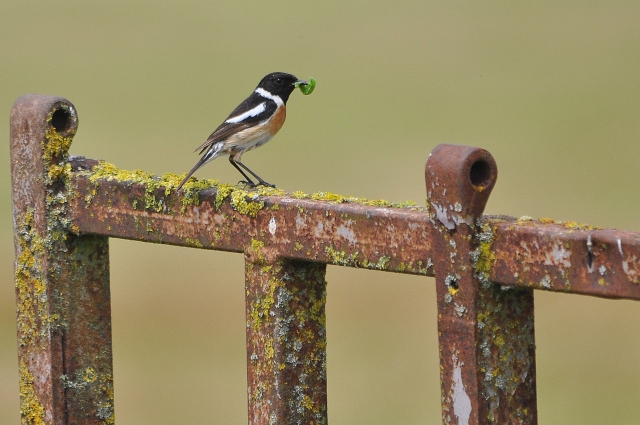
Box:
64;159;640;301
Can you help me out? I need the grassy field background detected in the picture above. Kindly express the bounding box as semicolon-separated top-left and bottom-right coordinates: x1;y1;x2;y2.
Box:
1;1;639;423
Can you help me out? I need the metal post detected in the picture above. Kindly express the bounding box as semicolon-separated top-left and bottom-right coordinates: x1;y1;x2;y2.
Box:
427;144;537;425
11;95;114;425
244;241;328;425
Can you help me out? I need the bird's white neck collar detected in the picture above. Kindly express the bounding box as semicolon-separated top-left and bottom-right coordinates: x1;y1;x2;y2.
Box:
255;88;284;107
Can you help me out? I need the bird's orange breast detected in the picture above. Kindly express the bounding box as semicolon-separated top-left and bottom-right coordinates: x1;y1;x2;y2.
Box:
266;105;286;136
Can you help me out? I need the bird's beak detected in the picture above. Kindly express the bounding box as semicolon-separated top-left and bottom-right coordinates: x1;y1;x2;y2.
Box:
294;80;309;88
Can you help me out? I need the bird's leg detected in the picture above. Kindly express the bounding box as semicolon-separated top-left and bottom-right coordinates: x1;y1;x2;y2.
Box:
235;160;276;188
229;157;257;187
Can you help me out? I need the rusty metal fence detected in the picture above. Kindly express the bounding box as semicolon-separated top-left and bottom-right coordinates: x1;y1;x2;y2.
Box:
10;94;640;425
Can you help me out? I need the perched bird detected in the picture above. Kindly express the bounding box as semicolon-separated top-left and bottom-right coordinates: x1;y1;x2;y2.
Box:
176;72;308;190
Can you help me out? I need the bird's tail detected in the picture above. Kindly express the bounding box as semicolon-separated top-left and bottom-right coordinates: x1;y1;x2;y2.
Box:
176;143;223;191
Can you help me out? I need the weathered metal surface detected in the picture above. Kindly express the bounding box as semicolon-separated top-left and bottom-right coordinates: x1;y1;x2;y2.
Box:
68;159;435;276
66;156;640;300
11;94;640;425
427;144;537;425
245;246;327;425
488;218;640;300
11;95;114;425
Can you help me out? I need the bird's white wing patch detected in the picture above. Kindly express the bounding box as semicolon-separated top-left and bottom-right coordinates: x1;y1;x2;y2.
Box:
255;88;284;107
225;102;267;124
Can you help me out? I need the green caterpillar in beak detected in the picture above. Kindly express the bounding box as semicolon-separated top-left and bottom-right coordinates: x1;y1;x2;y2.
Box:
295;77;316;95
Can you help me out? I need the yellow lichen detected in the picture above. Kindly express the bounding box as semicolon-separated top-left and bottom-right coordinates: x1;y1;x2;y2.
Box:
184;238;203;248
474;222;496;278
83;160;423;223
302;394;314;410
43;125;73;162
250;239;265;264
538;217;556;224
215;183;235;209
518;216;602;231
375;256;390;270
213;185;285;216
15;209;49;349
562;221;600;231
254;186;287;197
86;161;219;213
19;361;46;425
324;246;358;267
82;367;98;383
306;191;419;209
261;278;280;319
325;246;346;263
265;338;274;359
61;367;115;424
311;192;345;203
515;216;534;225
308;288;327;326
290;191;308;199
230;189;264;217
15;108;117;425
247;253;288;331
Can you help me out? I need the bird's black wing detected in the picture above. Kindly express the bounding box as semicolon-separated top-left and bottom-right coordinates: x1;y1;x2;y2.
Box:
195;93;278;154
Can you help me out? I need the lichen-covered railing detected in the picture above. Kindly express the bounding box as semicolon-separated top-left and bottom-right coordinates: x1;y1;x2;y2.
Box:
10;94;640;425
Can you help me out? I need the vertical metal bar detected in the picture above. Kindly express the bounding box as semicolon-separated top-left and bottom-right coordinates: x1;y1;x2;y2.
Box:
11;95;114;425
426;144;537;425
245;241;328;425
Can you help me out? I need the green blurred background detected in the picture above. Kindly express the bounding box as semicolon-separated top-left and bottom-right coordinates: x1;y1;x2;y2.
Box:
2;1;640;423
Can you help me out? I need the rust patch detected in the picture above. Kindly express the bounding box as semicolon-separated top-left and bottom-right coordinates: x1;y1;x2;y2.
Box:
245;245;327;424
428;144;537;425
11;95;113;425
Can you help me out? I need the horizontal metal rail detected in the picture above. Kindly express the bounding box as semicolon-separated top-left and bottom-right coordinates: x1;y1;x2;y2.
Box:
68;157;640;300
11;94;640;425
69;156;436;276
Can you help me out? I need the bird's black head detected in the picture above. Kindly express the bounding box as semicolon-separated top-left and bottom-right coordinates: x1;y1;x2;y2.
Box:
256;72;302;104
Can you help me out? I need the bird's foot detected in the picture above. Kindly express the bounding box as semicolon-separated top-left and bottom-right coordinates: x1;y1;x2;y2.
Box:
237;180;276;189
257;180;276;188
237;180;256;188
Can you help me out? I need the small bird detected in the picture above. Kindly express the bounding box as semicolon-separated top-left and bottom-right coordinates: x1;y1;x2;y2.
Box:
176;72;308;190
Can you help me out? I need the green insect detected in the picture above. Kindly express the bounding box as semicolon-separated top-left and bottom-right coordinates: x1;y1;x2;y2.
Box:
295;77;316;95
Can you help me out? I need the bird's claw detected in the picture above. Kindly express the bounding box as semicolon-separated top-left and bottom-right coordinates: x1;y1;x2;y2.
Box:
238;180;276;189
237;180;256;188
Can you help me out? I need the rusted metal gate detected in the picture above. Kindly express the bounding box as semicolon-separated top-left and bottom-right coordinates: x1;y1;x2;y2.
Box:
10;94;640;425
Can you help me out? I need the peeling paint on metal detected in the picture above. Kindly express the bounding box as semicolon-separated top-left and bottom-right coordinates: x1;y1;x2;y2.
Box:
336;221;356;244
268;217;277;235
452;353;471;425
547;242;571;268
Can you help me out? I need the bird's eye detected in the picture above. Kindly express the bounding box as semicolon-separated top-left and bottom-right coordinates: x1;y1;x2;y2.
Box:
275;78;283;85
